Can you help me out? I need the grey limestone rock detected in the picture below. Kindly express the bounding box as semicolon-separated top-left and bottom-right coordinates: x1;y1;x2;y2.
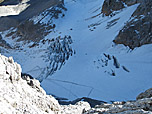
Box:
84;97;152;114
0;54;91;114
0;54;60;114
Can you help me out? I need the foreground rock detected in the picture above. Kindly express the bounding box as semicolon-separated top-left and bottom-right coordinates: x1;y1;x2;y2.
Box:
0;54;90;114
0;54;60;113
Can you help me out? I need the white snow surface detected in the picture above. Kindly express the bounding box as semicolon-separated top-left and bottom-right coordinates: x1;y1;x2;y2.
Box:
0;1;30;17
1;0;152;102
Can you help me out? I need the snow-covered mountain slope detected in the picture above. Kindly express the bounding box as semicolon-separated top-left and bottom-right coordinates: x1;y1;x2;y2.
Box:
0;0;152;102
41;0;152;101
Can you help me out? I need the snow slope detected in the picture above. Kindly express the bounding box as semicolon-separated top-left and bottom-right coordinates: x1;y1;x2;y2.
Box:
41;0;152;102
1;0;152;102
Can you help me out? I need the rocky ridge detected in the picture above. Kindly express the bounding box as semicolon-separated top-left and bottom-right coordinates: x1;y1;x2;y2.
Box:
0;54;90;114
84;88;152;114
84;98;152;114
102;0;141;16
102;0;152;49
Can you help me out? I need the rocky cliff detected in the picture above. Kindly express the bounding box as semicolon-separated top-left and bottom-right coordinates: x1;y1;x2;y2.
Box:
102;0;141;16
84;88;152;114
102;0;152;49
0;54;90;114
85;94;152;114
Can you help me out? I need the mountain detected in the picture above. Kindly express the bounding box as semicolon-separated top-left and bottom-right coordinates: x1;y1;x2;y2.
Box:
0;0;152;105
0;53;152;113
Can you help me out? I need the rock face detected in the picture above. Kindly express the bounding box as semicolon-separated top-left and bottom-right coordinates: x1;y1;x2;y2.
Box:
61;101;91;114
0;0;62;31
137;88;152;100
6;3;67;43
102;0;125;16
101;0;141;16
102;0;152;49
84;96;152;114
0;54;91;114
0;54;60;114
114;0;152;49
84;88;152;114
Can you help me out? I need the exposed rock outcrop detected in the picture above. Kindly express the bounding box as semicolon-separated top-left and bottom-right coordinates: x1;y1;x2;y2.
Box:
102;0;152;49
0;54;91;114
84;96;152;114
114;0;152;49
6;3;67;43
0;54;60;114
102;0;125;16
137;88;152;100
84;88;152;114
61;101;91;114
101;0;141;16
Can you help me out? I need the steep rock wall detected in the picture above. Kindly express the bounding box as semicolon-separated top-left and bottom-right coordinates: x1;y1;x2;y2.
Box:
0;54;90;114
102;0;152;49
